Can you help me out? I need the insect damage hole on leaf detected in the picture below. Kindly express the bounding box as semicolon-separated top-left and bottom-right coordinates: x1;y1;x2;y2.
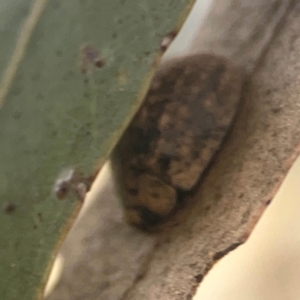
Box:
53;168;93;201
160;30;178;52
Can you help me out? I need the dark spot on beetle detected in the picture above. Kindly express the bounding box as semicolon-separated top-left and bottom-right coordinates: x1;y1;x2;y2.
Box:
218;124;229;132
140;208;162;226
194;273;203;283
185;161;191;167
192;149;200;160
196;130;212;141
239;193;244;198
185;118;193;126
33;225;38;230
196;65;226;105
128;188;138;196
174;169;184;175
150;192;160;199
128;166;146;177
129;127;159;154
176;189;187;204
205;205;211;212
158;154;171;170
213;242;243;261
4;203;16;214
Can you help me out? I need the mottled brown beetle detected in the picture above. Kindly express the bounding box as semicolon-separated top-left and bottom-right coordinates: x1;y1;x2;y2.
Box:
111;54;244;230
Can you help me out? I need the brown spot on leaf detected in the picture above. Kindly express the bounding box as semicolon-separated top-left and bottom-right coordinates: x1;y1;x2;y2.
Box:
79;44;105;74
4;203;16;214
37;212;43;222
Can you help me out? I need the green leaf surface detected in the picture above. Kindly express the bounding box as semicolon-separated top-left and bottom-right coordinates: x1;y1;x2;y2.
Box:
0;0;194;299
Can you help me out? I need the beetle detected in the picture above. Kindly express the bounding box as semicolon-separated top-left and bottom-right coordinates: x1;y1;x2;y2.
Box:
111;54;244;230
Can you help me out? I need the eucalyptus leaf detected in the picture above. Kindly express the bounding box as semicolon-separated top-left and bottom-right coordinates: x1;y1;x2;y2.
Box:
0;0;194;298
